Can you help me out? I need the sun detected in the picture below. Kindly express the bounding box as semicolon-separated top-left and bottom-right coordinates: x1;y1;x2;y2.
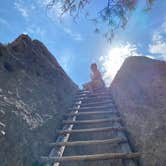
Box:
100;43;140;86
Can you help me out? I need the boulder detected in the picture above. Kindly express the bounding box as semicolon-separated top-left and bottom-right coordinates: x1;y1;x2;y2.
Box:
111;56;166;166
0;34;78;166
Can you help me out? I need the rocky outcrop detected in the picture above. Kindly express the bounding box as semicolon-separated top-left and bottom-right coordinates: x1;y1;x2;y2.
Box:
111;56;166;166
0;34;78;166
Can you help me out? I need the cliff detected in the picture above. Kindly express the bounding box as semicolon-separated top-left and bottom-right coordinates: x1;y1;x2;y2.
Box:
111;56;166;165
0;34;78;166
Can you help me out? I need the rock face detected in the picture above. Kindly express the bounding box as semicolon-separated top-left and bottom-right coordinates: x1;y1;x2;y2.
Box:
111;56;166;166
0;34;78;166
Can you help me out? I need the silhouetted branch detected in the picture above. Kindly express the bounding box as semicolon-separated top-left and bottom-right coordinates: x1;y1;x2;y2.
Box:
47;0;155;42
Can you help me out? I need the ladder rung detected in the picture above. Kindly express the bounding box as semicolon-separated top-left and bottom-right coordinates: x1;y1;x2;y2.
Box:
41;152;141;162
76;100;113;106
58;126;126;134
77;90;89;93
76;92;109;98
75;96;111;101
69;105;113;111
49;138;127;147
63;117;122;124
76;95;110;99
66;110;117;116
77;89;108;95
77;90;103;94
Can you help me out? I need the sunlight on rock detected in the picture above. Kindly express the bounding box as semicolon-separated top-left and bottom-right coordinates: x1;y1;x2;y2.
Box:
99;43;142;86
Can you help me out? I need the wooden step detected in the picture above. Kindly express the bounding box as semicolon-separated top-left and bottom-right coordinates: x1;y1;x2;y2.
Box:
58;126;126;134
77;90;89;93
75;96;111;101
76;94;109;98
77;90;103;94
66;110;117;116
49;138;127;147
63;117;122;124
75;100;113;107
76;92;110;98
77;89;109;95
69;105;114;111
75;99;113;104
74;101;114;107
41;152;141;162
76;94;110;99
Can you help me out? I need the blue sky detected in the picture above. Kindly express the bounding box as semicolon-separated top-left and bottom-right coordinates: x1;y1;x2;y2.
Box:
0;0;166;87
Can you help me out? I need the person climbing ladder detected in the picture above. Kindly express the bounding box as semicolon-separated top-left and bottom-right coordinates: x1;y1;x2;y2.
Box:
83;63;105;93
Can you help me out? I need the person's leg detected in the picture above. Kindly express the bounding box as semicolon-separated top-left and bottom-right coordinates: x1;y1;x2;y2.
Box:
91;80;106;93
83;82;92;91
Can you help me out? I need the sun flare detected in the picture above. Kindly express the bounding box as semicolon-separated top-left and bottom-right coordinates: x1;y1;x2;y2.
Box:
100;43;141;86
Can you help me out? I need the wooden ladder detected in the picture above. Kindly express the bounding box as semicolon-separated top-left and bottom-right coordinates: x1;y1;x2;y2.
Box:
41;89;141;166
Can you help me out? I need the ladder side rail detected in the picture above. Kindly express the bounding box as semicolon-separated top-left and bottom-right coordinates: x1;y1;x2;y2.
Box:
0;121;5;128
0;110;6;136
46;99;83;166
0;110;5;115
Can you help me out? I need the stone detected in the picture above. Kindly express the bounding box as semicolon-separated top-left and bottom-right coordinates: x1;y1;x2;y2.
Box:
111;56;166;166
0;34;78;166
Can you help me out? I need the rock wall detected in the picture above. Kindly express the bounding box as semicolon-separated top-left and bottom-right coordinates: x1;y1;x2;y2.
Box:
111;56;166;166
0;35;78;166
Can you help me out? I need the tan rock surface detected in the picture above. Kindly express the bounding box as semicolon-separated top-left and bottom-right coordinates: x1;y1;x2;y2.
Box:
111;56;166;166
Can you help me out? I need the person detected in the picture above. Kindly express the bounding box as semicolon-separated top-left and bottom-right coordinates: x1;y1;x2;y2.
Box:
83;63;105;93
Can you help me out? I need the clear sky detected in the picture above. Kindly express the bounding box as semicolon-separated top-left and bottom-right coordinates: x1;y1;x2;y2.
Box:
0;0;166;87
